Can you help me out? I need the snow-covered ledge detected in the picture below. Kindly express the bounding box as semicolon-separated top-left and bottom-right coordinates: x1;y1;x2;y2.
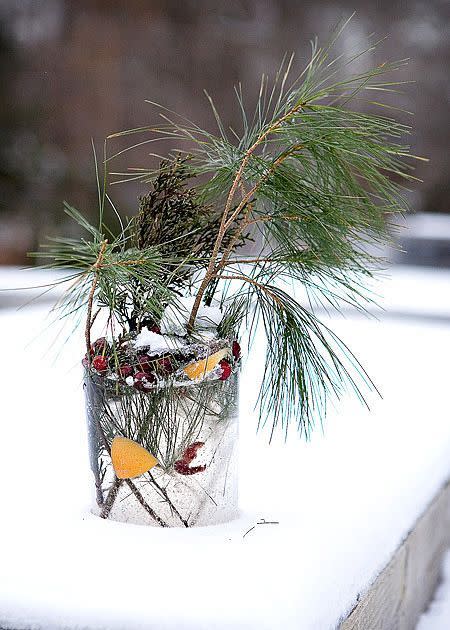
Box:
342;480;450;629
1;266;450;629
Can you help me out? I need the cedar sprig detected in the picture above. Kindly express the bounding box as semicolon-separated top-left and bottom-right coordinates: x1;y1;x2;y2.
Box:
135;154;251;285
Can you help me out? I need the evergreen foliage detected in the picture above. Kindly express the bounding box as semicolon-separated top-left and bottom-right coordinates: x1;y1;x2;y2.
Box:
31;19;423;438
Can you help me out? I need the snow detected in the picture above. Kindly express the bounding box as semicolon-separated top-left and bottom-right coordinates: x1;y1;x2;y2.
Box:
1;265;450;629
160;296;222;334
132;327;184;352
406;212;450;241
417;550;450;629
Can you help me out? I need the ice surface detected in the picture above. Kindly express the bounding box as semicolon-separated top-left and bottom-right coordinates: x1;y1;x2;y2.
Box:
85;372;240;526
1;266;450;629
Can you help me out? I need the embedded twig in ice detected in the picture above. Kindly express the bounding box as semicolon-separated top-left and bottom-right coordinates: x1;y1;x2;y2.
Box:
147;472;189;527
123;479;168;527
100;477;123;519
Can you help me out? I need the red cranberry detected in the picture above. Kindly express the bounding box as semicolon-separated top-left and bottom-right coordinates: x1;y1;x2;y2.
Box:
92;355;108;374
118;364;133;378
90;337;108;355
181;441;204;464
133;371;156;391
141;319;161;334
157;356;173;374
219;359;232;381
174;461;206;475
232;340;241;360
137;354;153;373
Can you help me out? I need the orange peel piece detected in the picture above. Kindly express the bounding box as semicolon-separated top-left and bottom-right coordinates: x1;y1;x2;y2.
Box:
183;348;230;381
111;436;158;479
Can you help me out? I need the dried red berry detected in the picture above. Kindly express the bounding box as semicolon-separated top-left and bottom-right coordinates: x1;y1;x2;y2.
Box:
90;337;108;356
141;319;161;334
157;356;173;375
174;441;206;474
133;371;156;391
174;461;206;475
219;359;232;381
118;364;133;378
181;441;204;464
137;354;153;373
92;355;108;374
232;340;241;360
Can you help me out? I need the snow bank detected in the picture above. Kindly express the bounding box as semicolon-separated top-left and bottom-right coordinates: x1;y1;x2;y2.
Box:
1;267;450;629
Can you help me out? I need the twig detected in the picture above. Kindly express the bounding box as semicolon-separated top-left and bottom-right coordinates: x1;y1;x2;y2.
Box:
243;518;279;539
85;240;108;357
123;479;168;527
84;379;106;507
90;307;101;328
186;106;304;333
147;472;189;527
242;525;255;539
100;477;123;519
222;144;303;232
215;145;304;277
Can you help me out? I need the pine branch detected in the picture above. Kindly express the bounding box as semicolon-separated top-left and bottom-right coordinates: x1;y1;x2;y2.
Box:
35;17;424;439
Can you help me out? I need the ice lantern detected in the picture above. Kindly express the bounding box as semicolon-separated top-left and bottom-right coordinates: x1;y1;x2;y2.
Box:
83;349;239;527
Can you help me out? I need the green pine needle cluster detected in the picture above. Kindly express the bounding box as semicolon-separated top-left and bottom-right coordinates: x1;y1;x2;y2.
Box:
32;17;423;439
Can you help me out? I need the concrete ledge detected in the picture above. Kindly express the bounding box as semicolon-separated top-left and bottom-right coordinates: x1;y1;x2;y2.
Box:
340;480;450;629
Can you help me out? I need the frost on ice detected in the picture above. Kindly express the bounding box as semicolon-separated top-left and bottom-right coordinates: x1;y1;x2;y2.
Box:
132;328;184;353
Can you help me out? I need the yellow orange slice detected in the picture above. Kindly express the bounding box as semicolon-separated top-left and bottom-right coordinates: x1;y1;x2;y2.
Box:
183;348;230;381
111;436;158;479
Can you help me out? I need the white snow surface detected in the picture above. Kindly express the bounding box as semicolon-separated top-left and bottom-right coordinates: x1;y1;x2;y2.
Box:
417;550;450;629
160;296;222;334
1;266;450;629
132;327;184;353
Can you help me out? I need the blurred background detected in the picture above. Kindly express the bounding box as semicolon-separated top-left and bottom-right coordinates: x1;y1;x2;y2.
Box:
0;0;449;266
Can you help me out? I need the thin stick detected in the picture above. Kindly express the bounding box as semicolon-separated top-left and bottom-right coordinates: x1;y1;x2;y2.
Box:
215;145;303;275
147;472;189;527
85;240;108;356
100;477;123;519
222;144;303;232
90;307;101;328
123;479;168;527
186;116;303;332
